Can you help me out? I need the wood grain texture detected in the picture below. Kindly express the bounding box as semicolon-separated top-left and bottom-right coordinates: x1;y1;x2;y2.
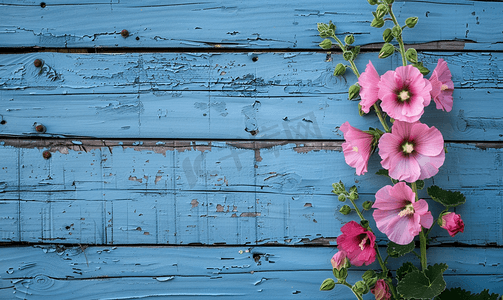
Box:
0;139;501;245
1;52;502;140
1;0;502;50
0;245;501;299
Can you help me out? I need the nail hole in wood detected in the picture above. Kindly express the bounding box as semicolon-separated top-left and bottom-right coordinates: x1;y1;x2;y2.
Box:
252;57;258;62
40;2;46;8
0;120;6;125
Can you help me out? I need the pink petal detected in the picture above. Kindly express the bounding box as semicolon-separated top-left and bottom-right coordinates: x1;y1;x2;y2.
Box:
412;199;429;215
373;209;402;237
359;61;381;113
414;151;445;180
373;185;407;210
420;211;434;229
412;123;444;156
388;152;421;182
386;214;418;245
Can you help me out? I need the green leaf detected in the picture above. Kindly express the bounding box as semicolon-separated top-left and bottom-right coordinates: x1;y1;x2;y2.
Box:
427;186;466;208
435;287;500;300
387;241;415;258
397;263;448;299
396;262;419;281
415;180;425;190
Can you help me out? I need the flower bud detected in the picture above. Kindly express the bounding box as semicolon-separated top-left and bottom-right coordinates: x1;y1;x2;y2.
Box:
332;181;346;195
439;212;465;237
334;63;346;76
412;62;430;76
406;17;419;28
317;23;335;38
382;28;393;43
320;278;336;291
367;0;378;5
338;194;347;202
391;25;402;38
348;84;360;100
331;251;350;270
340;205;352;215
378;43;395;59
333;267;348;281
345;34;355;45
371;18;385;28
352;281;370;295
362;201;373;210
383;0;394;3
362;270;378;288
405;48;418;63
349;190;359;201
319;39;332;50
358;104;366;116
376;4;388;18
343;51;353;61
371;279;391;300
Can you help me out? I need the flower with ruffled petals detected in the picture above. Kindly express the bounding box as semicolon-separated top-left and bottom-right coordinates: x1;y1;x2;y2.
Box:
429;59;454;112
340;122;374;175
372;182;433;245
371;279;391;300
378;120;445;182
439;212;464;237
358;61;381;113
378;65;432;122
337;221;376;266
331;251;349;270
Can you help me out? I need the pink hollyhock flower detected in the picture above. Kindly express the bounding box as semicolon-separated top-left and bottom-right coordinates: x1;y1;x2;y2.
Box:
331;250;349;270
372;182;433;245
378;120;445;182
371;279;391;300
337;221;376;266
340;122;374;176
429;59;454;112
439;212;464;237
358;61;381;113
378;65;432;122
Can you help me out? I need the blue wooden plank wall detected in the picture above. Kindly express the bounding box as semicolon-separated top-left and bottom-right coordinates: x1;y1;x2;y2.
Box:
0;0;502;299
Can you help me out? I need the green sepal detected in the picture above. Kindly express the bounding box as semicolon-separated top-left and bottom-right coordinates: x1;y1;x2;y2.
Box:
320;278;336;291
334;63;346;76
406;17;419;28
405;48;418;63
317;22;335;38
343;51;354;61
362;270;378;288
391;25;402;37
382;28;394;43
340;205;351;215
387;241;415;258
362;201;373;210
319;39;332;50
415;180;425;190
378;43;395;59
349;185;358;200
358;104;366;116
344;34;355;45
367;0;378;5
348;83;360;100
376;4;388;18
371;18;385;28
338;194;347;202
333;267;348;281
332;181;346;195
397;263;448;299
352;280;370;295
350;45;361;57
427;186;466;208
412;62;430;75
360;219;370;229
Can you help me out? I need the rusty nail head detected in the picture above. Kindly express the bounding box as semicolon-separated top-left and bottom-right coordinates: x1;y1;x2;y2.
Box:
121;29;129;38
43;151;51;159
34;59;43;68
35;124;46;133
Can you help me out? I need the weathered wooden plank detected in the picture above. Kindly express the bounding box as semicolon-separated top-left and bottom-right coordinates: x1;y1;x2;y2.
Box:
1;52;502;141
1;0;502;50
0;140;501;245
0;246;501;299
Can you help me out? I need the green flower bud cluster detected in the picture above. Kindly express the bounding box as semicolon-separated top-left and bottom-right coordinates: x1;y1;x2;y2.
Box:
332;182;368;216
352;280;370;295
362;270;379;288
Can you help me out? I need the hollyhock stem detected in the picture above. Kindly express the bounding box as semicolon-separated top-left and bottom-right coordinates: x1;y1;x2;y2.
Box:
372;103;391;133
388;5;407;67
341;281;364;300
411;181;428;271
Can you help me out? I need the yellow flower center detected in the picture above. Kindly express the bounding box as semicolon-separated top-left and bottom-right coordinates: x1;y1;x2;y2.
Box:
352;146;359;152
402;142;414;154
398;90;410;101
359;236;368;250
441;84;449;91
398;204;415;217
